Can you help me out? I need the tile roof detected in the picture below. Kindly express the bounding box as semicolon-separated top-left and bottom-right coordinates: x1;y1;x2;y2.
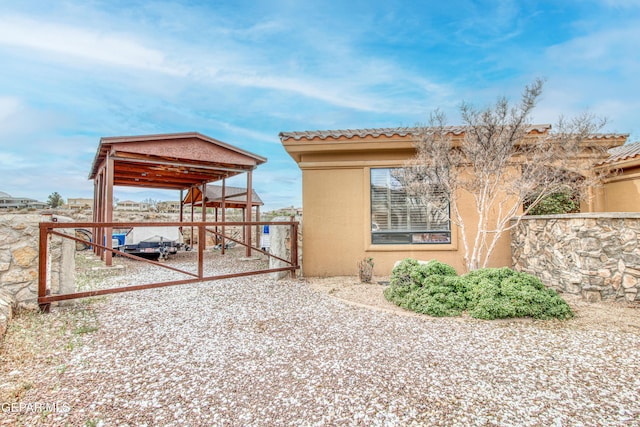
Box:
279;125;553;141
604;140;640;164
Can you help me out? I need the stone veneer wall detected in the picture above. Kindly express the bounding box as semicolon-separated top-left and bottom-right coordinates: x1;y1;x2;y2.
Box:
269;216;303;279
0;213;75;335
511;213;640;302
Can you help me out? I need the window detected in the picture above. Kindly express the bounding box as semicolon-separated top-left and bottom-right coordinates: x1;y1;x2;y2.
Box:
370;168;450;244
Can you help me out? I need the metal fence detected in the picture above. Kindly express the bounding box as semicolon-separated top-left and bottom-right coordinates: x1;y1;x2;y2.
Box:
38;220;299;311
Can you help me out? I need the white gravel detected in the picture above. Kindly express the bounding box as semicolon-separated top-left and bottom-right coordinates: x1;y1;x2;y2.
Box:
6;250;640;426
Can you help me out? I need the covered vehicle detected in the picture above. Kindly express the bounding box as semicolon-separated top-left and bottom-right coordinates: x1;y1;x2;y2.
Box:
114;226;185;260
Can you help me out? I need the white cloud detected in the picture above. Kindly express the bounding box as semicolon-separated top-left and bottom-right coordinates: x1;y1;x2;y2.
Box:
0;151;33;169
598;0;640;8
0;97;65;142
0;96;22;122
0;8;450;119
546;26;640;71
217;72;383;113
0;15;188;76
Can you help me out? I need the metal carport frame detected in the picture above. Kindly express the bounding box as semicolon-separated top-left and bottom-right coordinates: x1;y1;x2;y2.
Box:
88;132;267;264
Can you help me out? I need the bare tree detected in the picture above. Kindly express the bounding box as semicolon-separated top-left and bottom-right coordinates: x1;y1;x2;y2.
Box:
402;79;609;271
142;198;158;211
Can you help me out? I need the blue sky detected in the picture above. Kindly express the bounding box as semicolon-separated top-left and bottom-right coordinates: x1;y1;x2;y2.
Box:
1;0;639;211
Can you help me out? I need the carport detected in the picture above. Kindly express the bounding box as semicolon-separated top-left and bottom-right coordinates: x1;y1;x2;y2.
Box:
88;132;267;265
183;184;264;253
38;132;299;311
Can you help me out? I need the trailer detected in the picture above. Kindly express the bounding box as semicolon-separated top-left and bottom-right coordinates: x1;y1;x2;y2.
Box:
114;226;185;260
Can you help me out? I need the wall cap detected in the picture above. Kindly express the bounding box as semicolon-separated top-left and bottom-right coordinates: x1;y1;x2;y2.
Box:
512;213;640;222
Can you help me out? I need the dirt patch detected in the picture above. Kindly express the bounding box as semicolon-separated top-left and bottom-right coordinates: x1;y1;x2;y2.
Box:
305;276;640;333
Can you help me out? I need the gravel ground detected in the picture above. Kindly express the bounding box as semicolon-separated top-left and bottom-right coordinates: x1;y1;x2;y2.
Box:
2;250;640;426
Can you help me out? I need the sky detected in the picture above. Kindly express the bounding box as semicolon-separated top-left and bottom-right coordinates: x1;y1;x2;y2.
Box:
1;0;639;211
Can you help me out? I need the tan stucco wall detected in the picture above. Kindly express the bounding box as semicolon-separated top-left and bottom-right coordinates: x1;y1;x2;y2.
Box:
300;164;512;277
598;162;640;212
602;179;640;212
302;168;365;276
284;130;625;278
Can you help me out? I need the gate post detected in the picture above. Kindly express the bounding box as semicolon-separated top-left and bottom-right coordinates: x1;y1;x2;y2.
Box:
38;223;50;313
198;225;205;278
291;222;298;279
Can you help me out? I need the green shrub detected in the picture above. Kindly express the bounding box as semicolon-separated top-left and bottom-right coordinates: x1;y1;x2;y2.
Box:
525;191;579;215
385;259;573;320
422;259;458;277
390;258;420;288
391;259;458;288
456;268;572;320
387;260;466;317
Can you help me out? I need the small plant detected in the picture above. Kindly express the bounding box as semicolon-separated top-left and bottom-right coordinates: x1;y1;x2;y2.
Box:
358;257;375;283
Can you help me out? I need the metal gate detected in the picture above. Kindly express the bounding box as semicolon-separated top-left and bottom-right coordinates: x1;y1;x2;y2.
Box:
38;220;299;311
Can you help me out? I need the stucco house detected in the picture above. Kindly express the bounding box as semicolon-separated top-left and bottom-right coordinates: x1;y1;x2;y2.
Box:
0;191;48;210
280;126;628;277
65;197;94;210
596;141;640;212
157;201;181;213
114;200;151;211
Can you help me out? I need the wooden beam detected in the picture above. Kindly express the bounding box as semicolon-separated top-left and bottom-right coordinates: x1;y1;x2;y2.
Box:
111;154;251;173
245;170;253;257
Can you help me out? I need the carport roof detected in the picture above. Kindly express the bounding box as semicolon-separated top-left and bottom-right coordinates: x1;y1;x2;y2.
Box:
184;185;264;209
89;132;266;190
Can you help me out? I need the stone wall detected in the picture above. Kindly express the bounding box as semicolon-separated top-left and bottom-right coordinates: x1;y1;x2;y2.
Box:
511;213;640;302
269;216;303;279
0;213;75;335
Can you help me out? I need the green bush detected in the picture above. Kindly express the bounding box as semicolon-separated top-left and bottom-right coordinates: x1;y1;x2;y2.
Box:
525;191;579;215
390;258;420;288
384;259;573;320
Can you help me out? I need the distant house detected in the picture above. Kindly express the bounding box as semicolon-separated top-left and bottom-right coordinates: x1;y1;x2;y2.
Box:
267;207;303;217
115;200;150;211
66;197;94;210
596;141;640;212
0;191;48;210
157;201;181;213
280;126;627;276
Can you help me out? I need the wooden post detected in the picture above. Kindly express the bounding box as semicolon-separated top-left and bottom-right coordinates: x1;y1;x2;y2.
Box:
179;189;184;233
291;221;298;279
38;224;50;312
99;169;106;259
255;206;260;250
245;170;253;257
242;207;246;243
190;186;195;247
221;178;226;255
201;182;207;250
93;172;102;257
198;225;205;278
105;153;114;266
214;207;218;245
